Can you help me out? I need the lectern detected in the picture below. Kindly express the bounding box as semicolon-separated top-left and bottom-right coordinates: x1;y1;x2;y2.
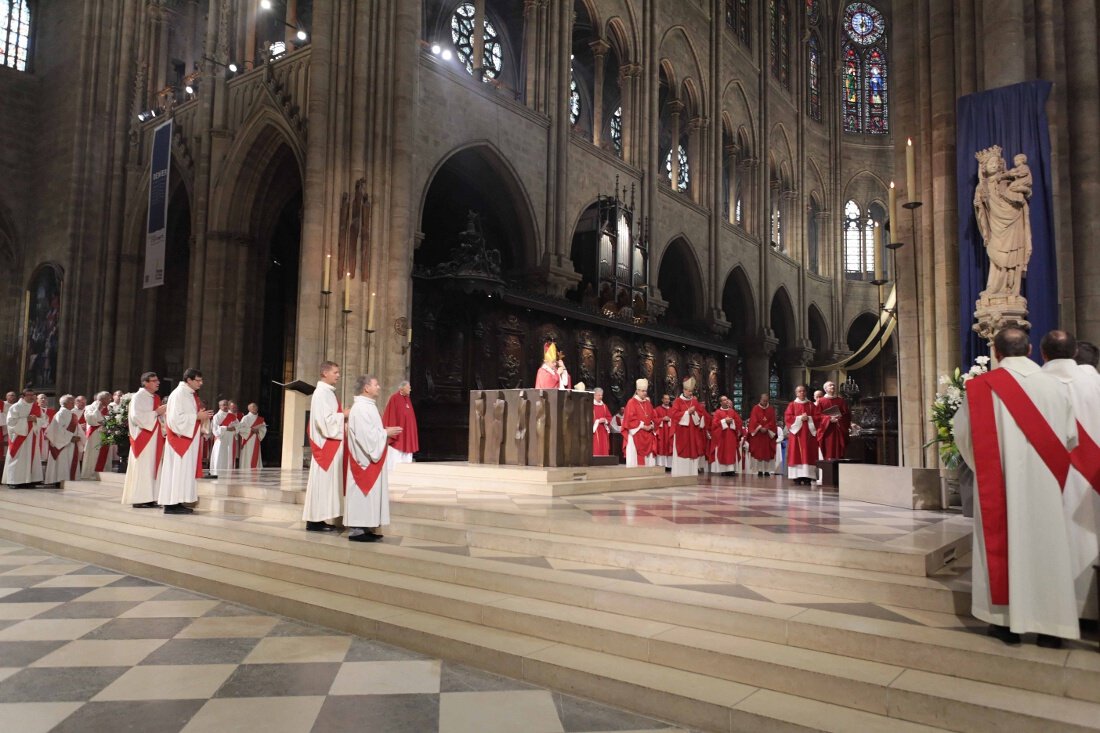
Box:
274;380;315;472
468;389;594;467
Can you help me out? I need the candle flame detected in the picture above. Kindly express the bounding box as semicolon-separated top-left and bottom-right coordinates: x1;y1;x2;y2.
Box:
907;137;912;146
890;181;895;189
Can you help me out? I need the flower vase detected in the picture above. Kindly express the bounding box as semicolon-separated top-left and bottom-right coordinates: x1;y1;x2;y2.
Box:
114;441;130;473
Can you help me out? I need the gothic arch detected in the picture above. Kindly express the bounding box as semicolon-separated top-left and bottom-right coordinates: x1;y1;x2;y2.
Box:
769;285;796;349
808;302;830;355
720;79;757;150
721;265;756;348
605;16;634;63
656;235;704;326
417;141;541;274
657;26;707;115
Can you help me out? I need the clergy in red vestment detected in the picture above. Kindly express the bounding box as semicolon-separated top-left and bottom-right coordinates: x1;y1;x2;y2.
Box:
669;377;707;476
590;387;613;457
816;381;851;461
534;342;571;390
654;394;673;468
382;380;420;469
785;385;820;485
709;396;743;475
622;379;657;466
747;393;778;475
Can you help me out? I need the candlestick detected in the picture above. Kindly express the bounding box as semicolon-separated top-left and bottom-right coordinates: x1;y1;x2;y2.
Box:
873;223;884;281
366;292;376;332
323;254;331;292
407;326;412;345
905;138;917;202
888;182;897;237
343;272;351;311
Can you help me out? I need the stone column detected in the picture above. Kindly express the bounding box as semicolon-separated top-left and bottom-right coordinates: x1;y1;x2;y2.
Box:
522;0;541;108
725;144;737;224
737;157;756;232
1065;0;1100;342
744;334;778;403
814;207;830;278
618;63;641;163
589;39;610;148
472;0;487;80
980;0;1029;89
666;100;684;191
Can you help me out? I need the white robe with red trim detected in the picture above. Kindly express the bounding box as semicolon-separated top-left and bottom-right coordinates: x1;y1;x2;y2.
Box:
303;381;344;523
3;400;45;485
157;383;203;506
81;404;110;478
238;412;266;470
1043;358;1100;619
44;407;81;484
345;395;389;529
208;410;237;476
121;388;162;505
954;356;1080;638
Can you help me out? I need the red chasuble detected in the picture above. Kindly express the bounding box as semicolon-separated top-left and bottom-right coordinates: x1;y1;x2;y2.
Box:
622;397;656;458
382;392;420;454
710;409;743;465
784;400;820;468
653;405;673;457
747;404;778;461
668;396;706;459
815;395;851;460
534;365;561;390
591;401;612;456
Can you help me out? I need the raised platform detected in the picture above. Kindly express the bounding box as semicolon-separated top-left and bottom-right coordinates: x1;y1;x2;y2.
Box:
390;461;697;496
1;472;1096;733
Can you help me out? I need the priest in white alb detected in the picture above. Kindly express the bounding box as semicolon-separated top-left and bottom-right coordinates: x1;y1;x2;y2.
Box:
208;400;238;476
44;395;82;485
157;368;213;515
345;375;403;542
3;388;47;487
955;327;1080;647
81;391;112;478
121;372;166;508
238;403;266;470
1040;331;1100;620
303;361;344;533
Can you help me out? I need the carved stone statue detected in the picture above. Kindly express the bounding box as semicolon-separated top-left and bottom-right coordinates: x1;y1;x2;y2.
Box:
973;145;1033;298
534;390;548;467
486;392;506;464
471;391;486;462
562;391;575;465
514;390;530;466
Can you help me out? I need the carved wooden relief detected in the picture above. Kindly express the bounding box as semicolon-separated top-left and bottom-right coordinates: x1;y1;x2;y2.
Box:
663;350;681;397
609;338;627;401
704;356;721;412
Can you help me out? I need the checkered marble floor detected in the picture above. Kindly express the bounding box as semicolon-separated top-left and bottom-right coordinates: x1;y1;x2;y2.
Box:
0;539;689;733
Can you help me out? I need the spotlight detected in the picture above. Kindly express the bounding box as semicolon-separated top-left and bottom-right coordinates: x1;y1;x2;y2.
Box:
228;62;238;73
441;49;453;61
431;43;441;55
260;0;272;9
296;28;307;41
185;84;194;94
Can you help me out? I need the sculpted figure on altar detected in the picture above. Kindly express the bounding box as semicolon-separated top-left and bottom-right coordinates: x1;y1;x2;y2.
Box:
973;145;1033;299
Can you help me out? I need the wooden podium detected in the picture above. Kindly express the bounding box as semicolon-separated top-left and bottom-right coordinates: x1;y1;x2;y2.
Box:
468;389;594;467
275;380;315;472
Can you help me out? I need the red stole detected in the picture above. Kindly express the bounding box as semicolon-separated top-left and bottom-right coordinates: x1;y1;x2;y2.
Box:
8;403;41;459
784;400;819;466
165;394;203;478
309;399;343;471
130;394;165;479
966;368;1100;606
348;445;388;496
242;416;266;468
669;397;705;459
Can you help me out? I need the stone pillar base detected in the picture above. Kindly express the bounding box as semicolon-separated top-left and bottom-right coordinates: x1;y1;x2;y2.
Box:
973;294;1030;347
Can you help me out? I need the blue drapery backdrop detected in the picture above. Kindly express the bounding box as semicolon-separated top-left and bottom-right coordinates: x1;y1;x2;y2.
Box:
956;81;1055;366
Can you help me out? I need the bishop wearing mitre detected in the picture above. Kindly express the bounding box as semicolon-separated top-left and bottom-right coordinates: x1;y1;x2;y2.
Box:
669;377;707;476
534;342;571;390
622;379;657;467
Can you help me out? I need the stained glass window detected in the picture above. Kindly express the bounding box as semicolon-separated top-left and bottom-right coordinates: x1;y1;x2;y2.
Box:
807;34;822;122
610;106;623;156
769;359;780;398
665;145;689;193
569;70;581;125
725;0;751;48
842;4;888;134
806;0;820;24
451;2;502;81
733;360;744;414
844;199;877;278
771;205;782;251
770;0;790;87
735;196;743;225
808;199;820;274
1;0;31;71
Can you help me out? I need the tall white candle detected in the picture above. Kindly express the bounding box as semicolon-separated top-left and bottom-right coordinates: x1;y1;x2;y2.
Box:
367;292;376;331
323;254;331;292
906;138;917;202
888;182;897;240
343;272;351;311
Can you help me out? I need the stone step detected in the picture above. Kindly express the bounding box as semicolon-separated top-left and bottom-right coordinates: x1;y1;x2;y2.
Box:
2;491;1097;715
197;482;306;504
390;462;698;496
4;505;1099;733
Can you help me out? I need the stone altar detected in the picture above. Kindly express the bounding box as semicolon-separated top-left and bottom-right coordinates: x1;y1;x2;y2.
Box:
467;389;594;467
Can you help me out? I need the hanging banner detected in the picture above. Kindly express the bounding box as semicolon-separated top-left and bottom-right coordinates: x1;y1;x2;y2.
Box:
144;118;173;289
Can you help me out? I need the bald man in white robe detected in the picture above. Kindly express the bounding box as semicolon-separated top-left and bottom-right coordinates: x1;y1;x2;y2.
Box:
345;375;403;542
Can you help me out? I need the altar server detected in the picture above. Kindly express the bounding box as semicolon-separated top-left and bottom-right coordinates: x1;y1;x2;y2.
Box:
622;379;657;467
121;372;166;508
590;388;613;457
238;403;267;470
3;388;46;487
345;375;404;542
303;361;344;532
1041;331;1100;621
157;369;212;514
382;380;419;468
785;385;820;485
747;393;778;475
208;400;238;476
955;327;1080;646
81;391;112;478
43;395;82;485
